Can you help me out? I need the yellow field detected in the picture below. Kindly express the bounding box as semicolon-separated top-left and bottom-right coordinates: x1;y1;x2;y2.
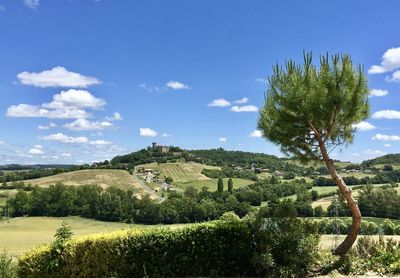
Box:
16;169;143;192
320;234;400;250
139;162;220;183
0;216;189;257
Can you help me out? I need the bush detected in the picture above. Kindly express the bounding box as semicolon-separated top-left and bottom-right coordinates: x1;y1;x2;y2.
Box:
0;250;16;278
18;217;320;277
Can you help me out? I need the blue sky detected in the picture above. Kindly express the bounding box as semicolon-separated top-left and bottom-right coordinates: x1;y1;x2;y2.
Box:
0;0;400;164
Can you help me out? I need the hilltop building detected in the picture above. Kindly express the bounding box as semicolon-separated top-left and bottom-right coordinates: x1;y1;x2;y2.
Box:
152;142;170;153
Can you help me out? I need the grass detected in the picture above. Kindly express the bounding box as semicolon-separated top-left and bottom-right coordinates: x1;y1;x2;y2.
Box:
176;178;254;192
16;169;143;193
0;189;17;207
0;216;190;257
139;162;220;183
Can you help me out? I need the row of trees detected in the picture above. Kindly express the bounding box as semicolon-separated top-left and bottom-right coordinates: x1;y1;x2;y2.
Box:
313;170;400;186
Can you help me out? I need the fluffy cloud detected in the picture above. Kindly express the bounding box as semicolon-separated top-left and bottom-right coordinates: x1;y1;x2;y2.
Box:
249;130;262;137
28;145;45;155
161;133;171;137
166;81;190;90
231;105;259;112
37;123;57;130
372;133;400;141
383;144;392;147
23;0;39;9
219;137;227;142
40;133;89;144
368;47;400;74
7;90;105;119
208;98;231;107
139;128;157;137
369;89;388;97
63;119;113;131
234;97;249;104
104;112;123;121
352;121;375;131
138;83;160;92
386;70;400;82
255;78;267;83
17;66;100;88
43;89;105;110
89;140;112;146
372;110;400;119
61;152;72;157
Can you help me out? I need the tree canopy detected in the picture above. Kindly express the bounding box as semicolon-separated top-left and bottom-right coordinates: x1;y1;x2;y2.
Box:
258;52;369;163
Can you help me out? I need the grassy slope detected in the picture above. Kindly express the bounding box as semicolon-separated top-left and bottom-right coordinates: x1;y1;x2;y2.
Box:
139;162;219;183
320;234;400;250
16;169;143;192
0;216;189;257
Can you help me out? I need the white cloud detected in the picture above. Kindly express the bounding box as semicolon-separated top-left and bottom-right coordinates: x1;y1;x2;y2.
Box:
7;90;105;119
372;133;400;142
352;121;375;131
249;130;262;138
362;149;386;156
386;70;400;82
104;112;123;121
369;89;388;97
208;98;231;107
63;119;113;131
43;89;105;110
61;153;72;157
383;144;392;147
372;110;400;119
139;128;157;137
230;105;259;112
219;137;227;142
166;81;190;90
28;146;44;155
37;123;57;130
161;133;171;137
40;133;89;144
0;140;5;145
23;0;39;9
17;66;100;88
7;104;89;119
368;47;400;74
234;97;249;104
89;140;112;146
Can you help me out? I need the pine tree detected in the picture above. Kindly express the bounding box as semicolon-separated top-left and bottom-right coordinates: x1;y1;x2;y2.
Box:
258;52;369;255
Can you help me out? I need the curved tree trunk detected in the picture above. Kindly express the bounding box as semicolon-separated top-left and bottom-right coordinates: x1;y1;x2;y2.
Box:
317;139;361;256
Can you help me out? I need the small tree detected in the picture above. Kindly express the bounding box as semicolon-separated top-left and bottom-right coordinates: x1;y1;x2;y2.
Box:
217;177;224;192
227;178;233;193
258;52;369;255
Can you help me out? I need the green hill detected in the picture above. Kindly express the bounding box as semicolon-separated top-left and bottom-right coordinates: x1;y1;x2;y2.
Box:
362;153;400;167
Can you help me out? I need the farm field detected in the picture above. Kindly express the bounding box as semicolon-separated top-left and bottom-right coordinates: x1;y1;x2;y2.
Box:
176;178;254;191
320;234;400;250
0;216;190;257
139;162;220;183
14;169;143;193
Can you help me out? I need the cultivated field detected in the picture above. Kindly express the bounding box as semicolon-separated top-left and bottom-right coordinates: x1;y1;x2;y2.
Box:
15;169;143;192
0;216;189;257
176;178;254;191
139;162;220;183
320;234;400;250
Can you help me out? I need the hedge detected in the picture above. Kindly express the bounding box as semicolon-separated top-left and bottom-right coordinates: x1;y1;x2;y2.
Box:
18;220;254;278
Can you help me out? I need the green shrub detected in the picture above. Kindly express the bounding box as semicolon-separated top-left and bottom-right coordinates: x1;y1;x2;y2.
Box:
18;216;320;277
0;250;16;278
18;220;254;277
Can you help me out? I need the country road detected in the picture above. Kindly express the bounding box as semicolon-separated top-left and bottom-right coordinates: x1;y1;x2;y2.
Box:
132;167;165;203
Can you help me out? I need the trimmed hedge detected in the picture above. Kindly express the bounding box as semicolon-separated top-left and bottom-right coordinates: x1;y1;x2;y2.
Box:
18;220;254;278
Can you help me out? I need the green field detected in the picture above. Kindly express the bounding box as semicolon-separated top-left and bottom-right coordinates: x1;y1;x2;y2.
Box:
15;169;143;192
0;216;189;257
139;162;220;183
320;234;400;250
176;178;254;191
